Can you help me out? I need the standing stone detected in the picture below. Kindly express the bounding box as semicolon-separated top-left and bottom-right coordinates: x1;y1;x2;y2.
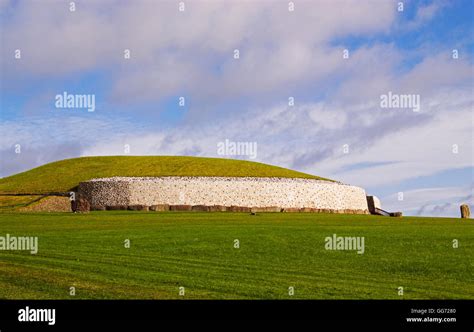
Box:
460;204;470;218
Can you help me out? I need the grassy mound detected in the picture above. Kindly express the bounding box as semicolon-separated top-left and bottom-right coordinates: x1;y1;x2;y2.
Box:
0;156;330;194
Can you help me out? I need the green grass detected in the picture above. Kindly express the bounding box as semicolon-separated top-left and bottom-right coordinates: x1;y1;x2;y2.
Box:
0;212;472;299
0;156;329;194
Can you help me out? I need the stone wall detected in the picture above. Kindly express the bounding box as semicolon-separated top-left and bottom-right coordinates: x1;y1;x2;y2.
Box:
78;177;369;213
78;180;131;210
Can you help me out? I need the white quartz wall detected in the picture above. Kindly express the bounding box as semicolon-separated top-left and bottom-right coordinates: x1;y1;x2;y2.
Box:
79;177;369;212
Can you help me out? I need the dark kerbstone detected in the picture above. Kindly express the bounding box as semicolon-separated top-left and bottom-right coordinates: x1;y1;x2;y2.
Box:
128;205;149;211
169;205;192;211
208;205;227;212
106;205;128;210
390;212;403;217
229;206;251;213
192;205;210;212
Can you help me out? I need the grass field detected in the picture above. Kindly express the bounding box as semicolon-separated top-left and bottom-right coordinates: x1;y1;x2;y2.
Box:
0;212;472;299
0;156;328;195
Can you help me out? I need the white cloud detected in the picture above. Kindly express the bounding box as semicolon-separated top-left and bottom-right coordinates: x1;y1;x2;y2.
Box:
318;97;472;187
308;103;348;130
1;0;397;101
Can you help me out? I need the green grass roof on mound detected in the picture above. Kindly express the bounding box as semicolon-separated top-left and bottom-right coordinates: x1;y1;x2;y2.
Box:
0;156;332;194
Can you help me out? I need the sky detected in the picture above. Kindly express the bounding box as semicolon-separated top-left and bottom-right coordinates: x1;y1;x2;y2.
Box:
0;0;473;217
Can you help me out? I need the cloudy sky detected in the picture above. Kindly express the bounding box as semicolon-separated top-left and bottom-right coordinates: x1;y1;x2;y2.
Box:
1;0;473;217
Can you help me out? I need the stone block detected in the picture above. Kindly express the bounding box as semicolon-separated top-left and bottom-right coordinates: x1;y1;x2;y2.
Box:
192;205;210;212
229;206;251;212
106;205;127;210
208;205;227;212
282;208;301;213
128;205;149;211
169;205;192;211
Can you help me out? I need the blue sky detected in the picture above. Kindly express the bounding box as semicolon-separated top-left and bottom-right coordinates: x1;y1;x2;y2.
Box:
1;0;473;217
